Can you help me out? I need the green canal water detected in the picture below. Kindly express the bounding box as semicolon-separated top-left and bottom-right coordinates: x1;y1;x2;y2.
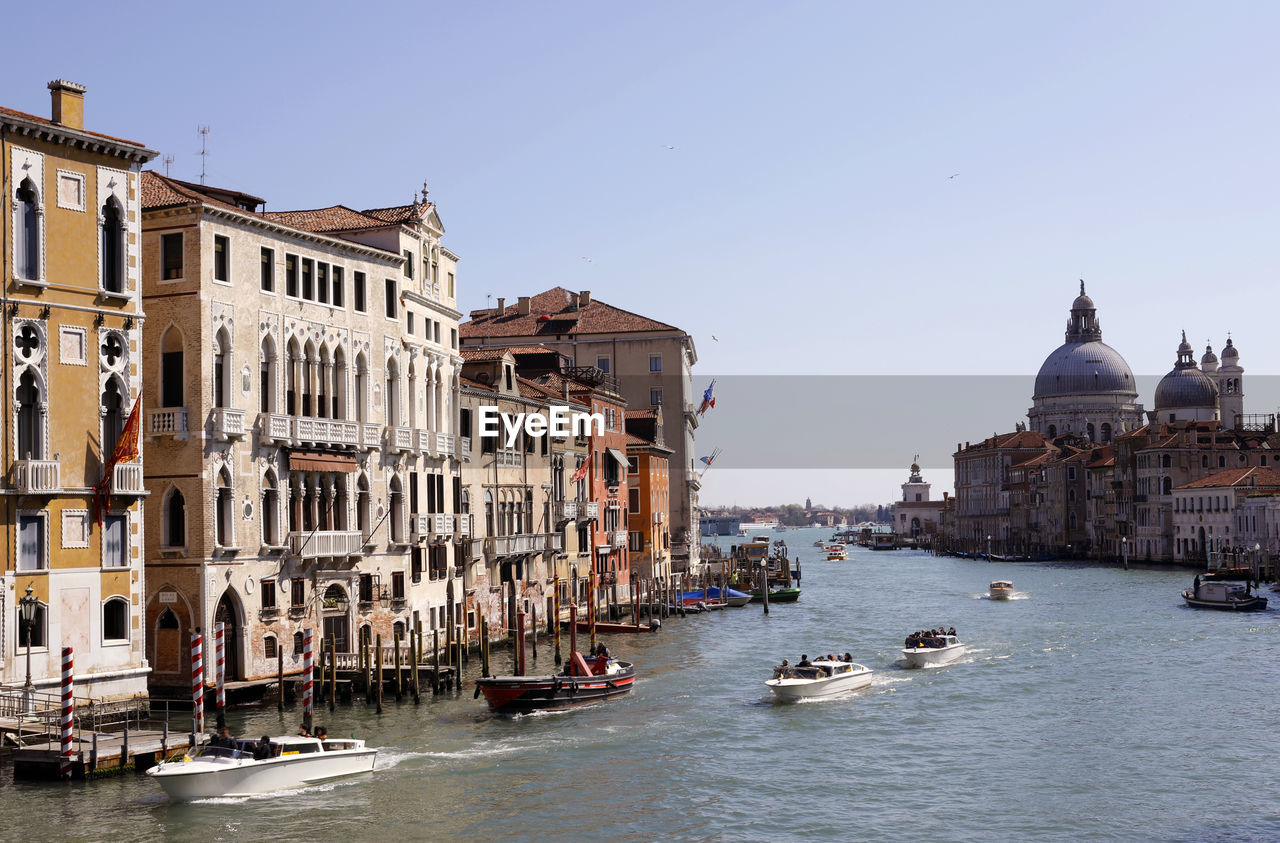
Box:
4;526;1280;841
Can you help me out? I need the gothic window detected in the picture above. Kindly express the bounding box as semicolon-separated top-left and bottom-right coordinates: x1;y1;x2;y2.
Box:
286;339;302;415
260;336;277;414
215;467;234;547
165;488;186;548
389;475;405;543
102;378;124;458
16;369;43;460
15;177;40;281
161;327;184;407
354;353;368;423
262;470;280;546
214;329;232;409
357;474;371;537
100;197;125;293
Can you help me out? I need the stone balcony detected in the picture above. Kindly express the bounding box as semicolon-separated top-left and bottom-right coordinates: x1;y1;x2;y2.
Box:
294;416;359;448
556;500;579;522
612;530;628;548
456;514;472;537
585;501;600;519
416;428;435;456
257;412;293;445
546;532;565;552
13;459;60;493
111;462;144;495
360;423;381;451
385;425;414;454
459;436;472;461
148;408;189;439
289;530;363;560
433;513;454;539
210;407;246;441
437;433;456;458
497;448;523;467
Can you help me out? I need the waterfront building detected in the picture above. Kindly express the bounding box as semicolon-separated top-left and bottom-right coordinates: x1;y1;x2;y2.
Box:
459;288;701;575
2;81;157;700
140;172;462;692
625;408;673;582
1028;283;1145;442
700;515;742;536
1170;467;1280;563
890;462;945;538
952;431;1051;553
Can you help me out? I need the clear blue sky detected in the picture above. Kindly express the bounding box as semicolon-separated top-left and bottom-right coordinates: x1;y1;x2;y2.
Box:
11;2;1280;507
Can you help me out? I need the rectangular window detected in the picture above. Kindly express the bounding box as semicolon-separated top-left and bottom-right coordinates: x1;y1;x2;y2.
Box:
423;256;430;284
261;580;277;610
628;457;639;474
434;322;441;344
629;487;640;511
385;278;397;318
103;514;128;567
260;247;274;292
392;571;405;600
301;258;314;300
17;514;45;570
650;388;662;406
448;272;455;298
404;250;414;279
161;233;184;280
265;636;277;660
291;577;306;607
332;266;344;307
354;272;367;312
286;254;299;297
407;312;415;336
451;328;457;349
649;354;662;372
596;357;611;374
213;235;229;282
359;573;374;603
317;263;329;304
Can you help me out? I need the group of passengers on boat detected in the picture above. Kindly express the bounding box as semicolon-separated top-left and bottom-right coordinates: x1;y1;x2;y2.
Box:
773;653;856;679
905;628;956;649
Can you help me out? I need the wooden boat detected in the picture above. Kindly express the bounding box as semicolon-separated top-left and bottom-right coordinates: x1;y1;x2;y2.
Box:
1182;579;1267;612
989;580;1014;600
475;653;636;714
146;736;375;801
573;620;658;633
750;587;801;603
766;659;872;701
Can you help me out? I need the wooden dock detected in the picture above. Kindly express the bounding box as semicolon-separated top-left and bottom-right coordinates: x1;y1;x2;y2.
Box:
13;729;201;780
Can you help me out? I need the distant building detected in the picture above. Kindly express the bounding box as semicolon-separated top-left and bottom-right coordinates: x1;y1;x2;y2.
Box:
891;462;946;538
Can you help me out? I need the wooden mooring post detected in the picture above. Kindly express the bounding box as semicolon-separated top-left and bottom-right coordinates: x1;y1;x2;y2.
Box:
432;628;441;693
277;646;284;712
531;605;538;663
480;618;491;678
553;582;562;665
328;635;336;712
394;635;403;700
374;633;384;714
515;611;526;676
410;632;420;703
362;636;372;701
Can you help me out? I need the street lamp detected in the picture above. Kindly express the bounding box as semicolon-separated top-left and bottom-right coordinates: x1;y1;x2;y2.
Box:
1255;542;1262;581
986;535;992;560
1121;536;1128;571
19;586;39;712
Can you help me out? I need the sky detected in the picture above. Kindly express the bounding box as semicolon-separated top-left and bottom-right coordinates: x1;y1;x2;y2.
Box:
9;2;1280;507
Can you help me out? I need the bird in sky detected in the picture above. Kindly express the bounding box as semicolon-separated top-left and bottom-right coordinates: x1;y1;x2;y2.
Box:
712;335;719;342
948;173;959;179
664;145;677;150
582;257;593;263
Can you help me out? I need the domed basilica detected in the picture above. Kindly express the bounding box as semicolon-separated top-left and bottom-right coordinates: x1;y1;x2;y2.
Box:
1029;283;1245;439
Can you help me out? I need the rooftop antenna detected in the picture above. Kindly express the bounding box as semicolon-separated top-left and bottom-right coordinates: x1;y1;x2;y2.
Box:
162;154;174;176
197;125;210;184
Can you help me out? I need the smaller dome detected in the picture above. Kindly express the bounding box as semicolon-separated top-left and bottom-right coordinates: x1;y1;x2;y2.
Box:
1222;337;1238;361
1201;343;1218;368
1071;280;1093;311
1176;330;1193;359
1155;367;1218;410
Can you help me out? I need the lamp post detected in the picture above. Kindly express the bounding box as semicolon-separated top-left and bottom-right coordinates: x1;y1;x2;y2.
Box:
19;586;39;713
986;535;992;561
1254;542;1262;581
1122;536;1128;571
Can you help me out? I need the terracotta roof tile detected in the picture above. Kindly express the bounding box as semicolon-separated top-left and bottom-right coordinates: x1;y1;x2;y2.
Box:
460;286;679;339
362;202;433;224
261;205;392;233
0;104;148;149
460;347;515;362
1177;466;1280;490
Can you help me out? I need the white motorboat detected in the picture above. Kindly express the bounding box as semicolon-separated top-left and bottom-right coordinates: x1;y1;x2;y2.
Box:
146;735;376;800
901;634;966;668
765;658;873;701
826;545;848;561
989;580;1014;600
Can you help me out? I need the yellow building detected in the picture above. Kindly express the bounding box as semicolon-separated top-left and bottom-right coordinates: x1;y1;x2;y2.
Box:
2;81;157;701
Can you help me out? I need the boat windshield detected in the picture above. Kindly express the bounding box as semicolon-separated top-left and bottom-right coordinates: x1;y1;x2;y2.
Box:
193;745;250;760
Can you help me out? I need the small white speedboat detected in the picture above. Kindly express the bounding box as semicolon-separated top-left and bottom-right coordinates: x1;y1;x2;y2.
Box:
989;580;1014;600
901;635;966;668
826;545;848;561
765;658;872;701
146;735;376;800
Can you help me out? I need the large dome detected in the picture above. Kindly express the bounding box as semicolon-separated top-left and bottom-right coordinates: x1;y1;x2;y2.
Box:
1034;341;1137;399
1154;367;1218;409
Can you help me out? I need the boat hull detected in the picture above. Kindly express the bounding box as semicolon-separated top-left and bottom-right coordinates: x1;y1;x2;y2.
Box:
572;621;657;634
766;669;872;701
750;588;801;603
146;749;376;801
902;643;966;668
476;663;637;713
1181;591;1268;611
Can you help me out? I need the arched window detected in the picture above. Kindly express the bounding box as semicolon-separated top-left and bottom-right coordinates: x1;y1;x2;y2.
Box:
293;631;304;655
1162;477;1172;495
333;347;347;419
100;197;125;293
264;635;277;660
354;353;368;423
333;476;349;531
102;378;124;458
302;340;317;417
357;474;371;537
393;620;405;641
216;467;234;547
15;177;40;281
260;336;277;414
161;326;184;408
158;608;179;630
317;345;330;418
1162;454;1171;469
286;339;302;415
525;490;534;534
165;488;186;548
485;491;494;537
214;328;231;409
16;369;43;460
1086;423;1095;442
103;597;129;641
1047;424;1057;439
389;475;405;543
262;470;280;546
1101;423;1112;443
385;357;400;426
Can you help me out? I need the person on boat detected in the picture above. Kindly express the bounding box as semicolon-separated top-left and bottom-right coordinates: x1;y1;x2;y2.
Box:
844;653;853;662
948;627;957;637
780;658;789;668
797;654;811;667
297;725;311;737
252;735;274;761
315;726;328;743
213;726;237;749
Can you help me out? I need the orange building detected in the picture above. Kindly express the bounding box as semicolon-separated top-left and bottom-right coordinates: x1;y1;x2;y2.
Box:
625;408;672;581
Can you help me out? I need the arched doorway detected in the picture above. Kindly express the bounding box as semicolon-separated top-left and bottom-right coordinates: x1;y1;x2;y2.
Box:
214;591;242;680
322;584;350;653
154;608;181;674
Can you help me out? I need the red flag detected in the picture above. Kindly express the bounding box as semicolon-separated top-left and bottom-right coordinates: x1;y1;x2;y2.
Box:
95;391;142;525
570;458;589;485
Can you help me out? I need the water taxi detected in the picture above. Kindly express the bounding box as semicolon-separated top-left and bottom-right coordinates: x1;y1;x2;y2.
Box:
989;580;1014;600
1182;579;1268;612
766;658;873;701
145;735;376;801
826;544;848;561
901;633;966;668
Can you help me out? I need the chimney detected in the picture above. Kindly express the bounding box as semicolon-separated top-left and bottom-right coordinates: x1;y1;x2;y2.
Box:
517;296;531;315
569;292;580;310
48;79;86;130
496;297;506;315
579;290;592;307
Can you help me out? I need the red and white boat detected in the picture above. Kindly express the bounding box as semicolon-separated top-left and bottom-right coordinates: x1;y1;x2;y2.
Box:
475;653;636;714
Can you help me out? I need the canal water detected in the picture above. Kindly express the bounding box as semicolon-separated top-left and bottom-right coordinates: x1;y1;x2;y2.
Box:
5;526;1280;841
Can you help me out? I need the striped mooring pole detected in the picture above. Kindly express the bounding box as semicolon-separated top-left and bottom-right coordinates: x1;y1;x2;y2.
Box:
302;628;314;729
215;622;226;718
59;646;74;779
191;630;204;739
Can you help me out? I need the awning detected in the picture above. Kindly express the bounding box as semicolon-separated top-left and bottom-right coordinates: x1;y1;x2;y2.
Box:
606;448;630;471
288;451;359;472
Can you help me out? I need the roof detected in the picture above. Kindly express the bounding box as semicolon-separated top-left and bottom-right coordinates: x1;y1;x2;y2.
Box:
0;103;149;151
460;347;516;363
142;171;251;216
460;287;680;339
362;203;434;225
261;205;393;233
1176;467;1280;490
626;408;658;420
956;430;1048;455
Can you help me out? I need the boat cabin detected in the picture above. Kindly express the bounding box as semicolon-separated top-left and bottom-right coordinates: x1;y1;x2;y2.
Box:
990;580;1013;589
1195;581;1250;602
